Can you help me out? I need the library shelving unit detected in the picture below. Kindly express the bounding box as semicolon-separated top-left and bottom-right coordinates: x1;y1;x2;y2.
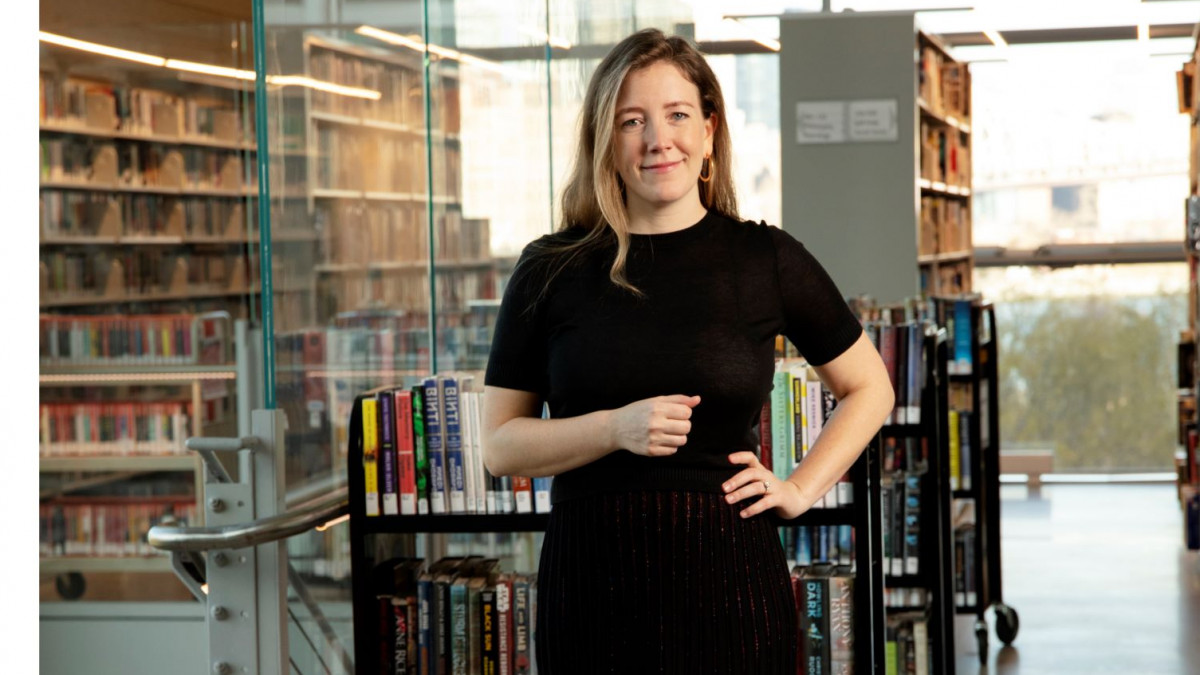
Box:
937;298;1018;661
779;11;974;306
37;40;262;599
342;389;888;673
877;325;958;675
1178;26;1200;549
37;313;238;596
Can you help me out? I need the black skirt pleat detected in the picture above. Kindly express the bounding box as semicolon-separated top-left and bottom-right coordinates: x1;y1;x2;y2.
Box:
535;490;797;674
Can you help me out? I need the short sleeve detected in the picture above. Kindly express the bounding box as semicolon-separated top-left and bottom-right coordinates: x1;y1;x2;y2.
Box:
484;243;550;397
767;225;863;366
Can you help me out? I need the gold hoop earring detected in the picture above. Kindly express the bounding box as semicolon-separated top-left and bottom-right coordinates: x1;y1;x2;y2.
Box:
699;155;714;183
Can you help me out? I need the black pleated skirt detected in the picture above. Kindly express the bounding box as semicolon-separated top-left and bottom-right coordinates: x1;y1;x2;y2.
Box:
535;490;798;674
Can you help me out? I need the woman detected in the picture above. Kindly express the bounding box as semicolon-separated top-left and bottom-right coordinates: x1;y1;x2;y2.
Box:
482;28;893;673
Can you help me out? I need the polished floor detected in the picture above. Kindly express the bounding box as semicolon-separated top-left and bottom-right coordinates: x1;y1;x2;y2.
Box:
953;483;1200;675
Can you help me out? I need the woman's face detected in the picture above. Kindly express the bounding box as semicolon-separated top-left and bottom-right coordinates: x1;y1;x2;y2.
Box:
612;60;715;214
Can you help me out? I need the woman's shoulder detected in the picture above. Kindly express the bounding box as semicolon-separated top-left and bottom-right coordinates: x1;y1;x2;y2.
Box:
709;210;800;252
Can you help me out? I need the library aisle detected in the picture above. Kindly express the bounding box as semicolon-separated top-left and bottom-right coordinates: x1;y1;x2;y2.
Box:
958;483;1200;675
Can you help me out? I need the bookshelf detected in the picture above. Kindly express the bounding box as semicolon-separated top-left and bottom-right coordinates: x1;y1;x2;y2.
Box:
37;311;236;595
779;11;974;304
342;380;887;673
1179;27;1200;550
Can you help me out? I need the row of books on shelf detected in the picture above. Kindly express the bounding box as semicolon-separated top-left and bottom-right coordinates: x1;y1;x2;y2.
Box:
38;500;197;558
316;268;497;318
40;137;252;193
882;472;923;577
953;525;979;608
933;296;977;375
370;555;535;675
764;358;853;508
315;126;426;194
360;375;552;517
919;195;971;257
917;41;970;121
883;586;929;610
39;73;253;144
947;408;975;491
920;121;970;189
39;402;190;457
865;321;925;425
40;251;250;299
885;613;933;675
794;564;856;675
39;312;229;365
308;48;423;126
41;192;252;241
783;524;856;568
920;262;971;297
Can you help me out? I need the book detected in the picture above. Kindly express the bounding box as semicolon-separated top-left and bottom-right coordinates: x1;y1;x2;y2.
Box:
532;477;552;514
423;377;447;514
903;473;921;575
417;570;435;675
459;388;478;514
378;389;400;516
412;385;430;515
363;397;381;517
512;476;533;514
395;389;418;516
799;568;830;675
496;575;513;675
480;585;499;674
828;573;854;675
512;575;532;675
440;374;467;514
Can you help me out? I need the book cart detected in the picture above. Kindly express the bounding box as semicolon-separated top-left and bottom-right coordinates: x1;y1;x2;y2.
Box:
343;390;890;673
945;300;1019;662
877;325;957;674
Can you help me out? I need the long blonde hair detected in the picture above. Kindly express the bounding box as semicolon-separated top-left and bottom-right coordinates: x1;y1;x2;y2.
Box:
529;28;738;298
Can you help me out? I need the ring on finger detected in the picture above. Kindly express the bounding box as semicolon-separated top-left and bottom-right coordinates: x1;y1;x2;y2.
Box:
762;480;771;493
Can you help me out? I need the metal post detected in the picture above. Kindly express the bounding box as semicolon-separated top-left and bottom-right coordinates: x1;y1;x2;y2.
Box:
201;409;289;675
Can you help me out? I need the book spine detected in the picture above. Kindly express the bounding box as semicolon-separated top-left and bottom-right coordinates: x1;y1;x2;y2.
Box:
512;476;532;514
770;367;789;482
459;390;477;514
880;325;897;424
948;410;961;491
379;391;399;516
473;392;489;515
960;411;973;492
800;574;830;675
418;576;433;675
363;398;381;517
394;597;410;674
532;478;552;514
828;574;854;675
395;390;417;516
512;577;531;675
440;376;466;514
481;588;499;675
758;402;773;473
450;582;467;675
903;473;921;576
423;377;447;515
496;578;512;675
906;324;922;423
412;385;430;515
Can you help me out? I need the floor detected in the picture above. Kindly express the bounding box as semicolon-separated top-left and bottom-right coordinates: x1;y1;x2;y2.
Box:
953;483;1200;675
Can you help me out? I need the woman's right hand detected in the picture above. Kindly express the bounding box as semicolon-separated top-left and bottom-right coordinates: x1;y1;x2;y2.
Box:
609;394;701;457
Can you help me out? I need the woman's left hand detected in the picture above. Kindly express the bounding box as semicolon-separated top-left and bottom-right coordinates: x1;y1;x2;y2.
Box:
722;451;812;520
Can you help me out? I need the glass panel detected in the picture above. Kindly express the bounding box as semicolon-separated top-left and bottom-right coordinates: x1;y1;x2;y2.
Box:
38;2;256;601
976;263;1186;472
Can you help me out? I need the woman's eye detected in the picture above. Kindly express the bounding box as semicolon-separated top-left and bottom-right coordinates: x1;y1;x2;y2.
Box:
621;118;642;128
671;112;689;121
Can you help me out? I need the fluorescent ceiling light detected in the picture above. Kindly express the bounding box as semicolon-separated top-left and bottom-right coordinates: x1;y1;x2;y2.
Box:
722;18;781;51
983;29;1008;47
39;31;380;100
39;31;165;67
356;25;514;74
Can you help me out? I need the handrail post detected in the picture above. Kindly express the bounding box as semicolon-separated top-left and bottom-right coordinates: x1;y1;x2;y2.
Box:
200;408;289;675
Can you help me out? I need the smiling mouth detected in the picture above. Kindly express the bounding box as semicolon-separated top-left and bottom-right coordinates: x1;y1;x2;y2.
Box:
642;160;682;173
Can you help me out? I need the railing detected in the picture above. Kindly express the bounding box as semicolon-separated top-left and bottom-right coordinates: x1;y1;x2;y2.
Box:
147;410;354;675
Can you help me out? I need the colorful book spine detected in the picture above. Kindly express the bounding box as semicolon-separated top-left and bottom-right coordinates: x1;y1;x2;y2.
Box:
512;576;532;675
496;576;512;675
422;377;447;515
829;574;854;675
480;587;499;674
440;375;467;514
512;476;532;514
770;367;790;482
412;385;429;515
394;389;417;516
532;477;552;514
417;573;434;675
800;573;830;675
948;409;961;491
378;390;399;516
362;398;380;517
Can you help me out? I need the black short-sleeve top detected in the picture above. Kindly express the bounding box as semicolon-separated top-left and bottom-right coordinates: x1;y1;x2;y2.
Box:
484;209;863;504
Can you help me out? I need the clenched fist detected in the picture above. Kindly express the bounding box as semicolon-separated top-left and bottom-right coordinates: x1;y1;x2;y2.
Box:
609;394;701;457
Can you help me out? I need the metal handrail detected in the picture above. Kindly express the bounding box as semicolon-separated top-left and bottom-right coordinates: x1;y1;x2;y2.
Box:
149;488;348;552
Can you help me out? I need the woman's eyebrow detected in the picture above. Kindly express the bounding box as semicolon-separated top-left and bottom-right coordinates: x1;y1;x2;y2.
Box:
615;101;696;116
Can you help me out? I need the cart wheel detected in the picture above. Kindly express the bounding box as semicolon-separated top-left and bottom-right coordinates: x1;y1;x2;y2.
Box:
994;603;1020;645
975;619;989;665
55;572;85;600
